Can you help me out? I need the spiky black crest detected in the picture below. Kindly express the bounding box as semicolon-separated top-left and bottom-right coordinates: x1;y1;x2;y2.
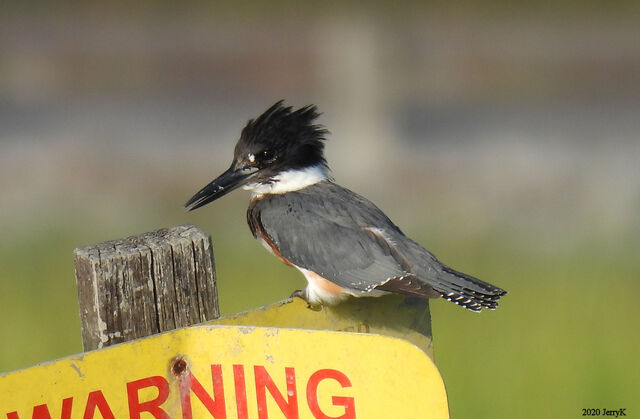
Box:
235;100;329;171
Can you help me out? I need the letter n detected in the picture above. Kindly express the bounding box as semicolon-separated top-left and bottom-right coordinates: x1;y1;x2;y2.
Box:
254;366;298;419
179;365;226;419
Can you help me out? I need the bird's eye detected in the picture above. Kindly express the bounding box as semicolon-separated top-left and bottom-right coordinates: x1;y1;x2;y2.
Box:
261;149;277;163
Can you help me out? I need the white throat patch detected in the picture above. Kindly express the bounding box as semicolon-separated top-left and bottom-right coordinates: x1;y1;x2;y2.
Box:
243;164;329;197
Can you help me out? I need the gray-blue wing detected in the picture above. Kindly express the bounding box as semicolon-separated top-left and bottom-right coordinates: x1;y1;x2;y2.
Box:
251;184;410;292
248;181;506;310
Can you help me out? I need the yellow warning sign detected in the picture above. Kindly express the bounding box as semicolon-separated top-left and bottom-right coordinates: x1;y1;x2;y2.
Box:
0;326;448;418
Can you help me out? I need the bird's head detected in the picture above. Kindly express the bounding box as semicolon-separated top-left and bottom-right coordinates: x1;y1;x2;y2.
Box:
185;101;330;211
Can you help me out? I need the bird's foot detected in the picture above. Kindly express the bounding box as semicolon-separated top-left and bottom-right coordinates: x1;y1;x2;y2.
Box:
289;289;322;311
290;289;305;300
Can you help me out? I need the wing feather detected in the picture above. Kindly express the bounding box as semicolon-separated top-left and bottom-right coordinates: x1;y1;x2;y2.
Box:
253;183;408;292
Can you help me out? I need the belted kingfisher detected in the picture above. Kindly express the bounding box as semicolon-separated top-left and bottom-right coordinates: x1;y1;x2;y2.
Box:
186;101;506;311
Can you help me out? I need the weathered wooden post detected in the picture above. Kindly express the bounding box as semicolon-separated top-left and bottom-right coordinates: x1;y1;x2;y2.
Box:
74;224;219;350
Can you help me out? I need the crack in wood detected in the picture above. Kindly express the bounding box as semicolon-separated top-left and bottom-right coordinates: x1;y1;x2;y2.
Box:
74;225;219;351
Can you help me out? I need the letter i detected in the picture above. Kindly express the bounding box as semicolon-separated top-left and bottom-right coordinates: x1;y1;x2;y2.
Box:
233;365;248;419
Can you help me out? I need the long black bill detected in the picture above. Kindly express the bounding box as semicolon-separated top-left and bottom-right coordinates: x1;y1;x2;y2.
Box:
185;165;257;211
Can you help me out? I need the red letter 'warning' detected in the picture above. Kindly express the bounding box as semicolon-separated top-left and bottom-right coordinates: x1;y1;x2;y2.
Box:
127;376;170;419
254;366;298;419
179;364;226;419
307;369;355;419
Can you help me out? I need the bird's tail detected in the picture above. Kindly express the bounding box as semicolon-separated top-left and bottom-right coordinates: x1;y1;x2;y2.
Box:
434;266;507;312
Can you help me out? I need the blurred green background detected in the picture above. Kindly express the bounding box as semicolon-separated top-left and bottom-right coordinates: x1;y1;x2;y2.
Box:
1;2;639;417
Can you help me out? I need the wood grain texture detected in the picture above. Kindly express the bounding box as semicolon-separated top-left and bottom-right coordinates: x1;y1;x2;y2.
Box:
74;224;219;351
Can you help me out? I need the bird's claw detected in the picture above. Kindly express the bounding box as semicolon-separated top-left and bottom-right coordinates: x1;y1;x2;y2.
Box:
290;289;305;300
289;289;322;310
